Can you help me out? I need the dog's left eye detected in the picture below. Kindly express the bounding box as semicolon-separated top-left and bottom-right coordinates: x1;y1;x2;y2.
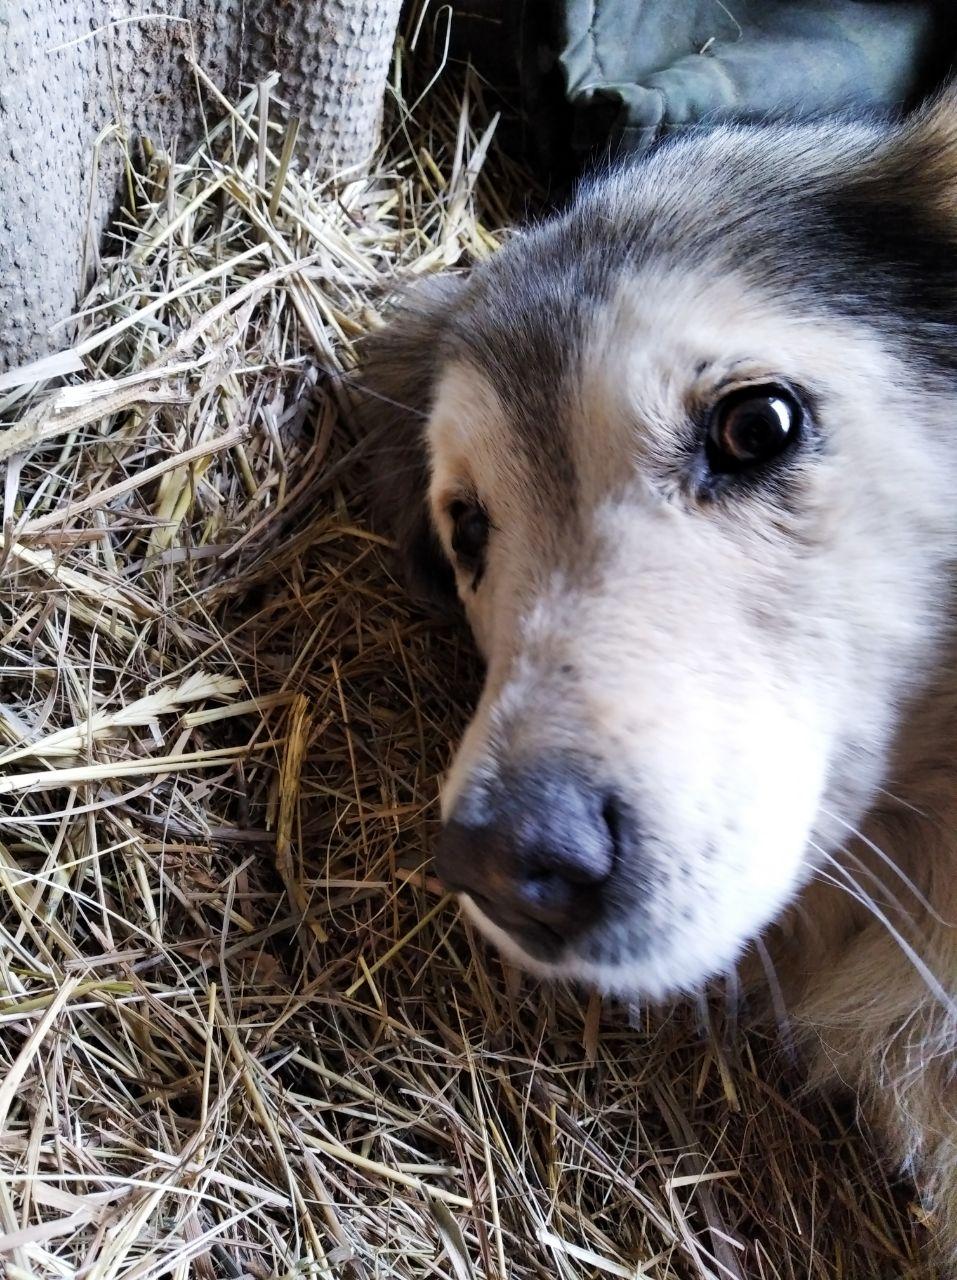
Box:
706;385;802;473
449;499;489;582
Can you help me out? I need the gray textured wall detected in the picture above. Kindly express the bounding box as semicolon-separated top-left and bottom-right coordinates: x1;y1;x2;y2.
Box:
0;0;403;371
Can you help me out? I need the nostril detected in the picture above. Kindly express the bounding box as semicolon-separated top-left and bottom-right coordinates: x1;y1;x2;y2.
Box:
518;867;568;910
505;865;578;934
438;767;627;943
601;794;623;861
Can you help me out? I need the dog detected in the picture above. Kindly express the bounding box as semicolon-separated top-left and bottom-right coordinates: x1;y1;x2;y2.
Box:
359;86;957;1269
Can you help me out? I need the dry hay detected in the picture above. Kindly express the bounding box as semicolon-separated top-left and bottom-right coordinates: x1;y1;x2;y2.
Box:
0;15;941;1280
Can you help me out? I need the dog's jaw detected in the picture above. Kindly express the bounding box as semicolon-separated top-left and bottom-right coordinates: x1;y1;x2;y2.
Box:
460;890;742;1000
363;86;957;1269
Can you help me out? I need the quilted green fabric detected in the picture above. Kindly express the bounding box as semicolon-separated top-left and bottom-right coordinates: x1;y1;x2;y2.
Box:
516;0;955;170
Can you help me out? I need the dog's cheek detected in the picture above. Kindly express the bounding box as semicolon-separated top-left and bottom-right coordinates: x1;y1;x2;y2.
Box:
456;587;495;660
354;274;467;607
396;498;458;605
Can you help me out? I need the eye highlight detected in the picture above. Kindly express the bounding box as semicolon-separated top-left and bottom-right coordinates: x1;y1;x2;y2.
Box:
448;498;490;586
706;384;803;475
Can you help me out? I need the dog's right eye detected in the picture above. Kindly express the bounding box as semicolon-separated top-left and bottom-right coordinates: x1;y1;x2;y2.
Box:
448;499;490;584
706;384;803;475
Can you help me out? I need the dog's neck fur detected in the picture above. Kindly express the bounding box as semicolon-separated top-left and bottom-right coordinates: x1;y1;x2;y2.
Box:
772;624;957;1254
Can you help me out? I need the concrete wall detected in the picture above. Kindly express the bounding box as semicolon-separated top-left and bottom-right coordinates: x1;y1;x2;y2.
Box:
0;0;402;370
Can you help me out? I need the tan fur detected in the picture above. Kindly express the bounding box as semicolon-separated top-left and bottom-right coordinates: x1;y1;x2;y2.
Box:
784;676;957;1263
361;89;957;1271
428;263;957;1267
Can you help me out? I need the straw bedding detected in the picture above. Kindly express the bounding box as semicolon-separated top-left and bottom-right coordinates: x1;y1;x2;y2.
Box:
0;19;941;1280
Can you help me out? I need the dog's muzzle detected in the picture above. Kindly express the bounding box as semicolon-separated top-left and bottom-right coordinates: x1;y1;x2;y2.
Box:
435;759;622;957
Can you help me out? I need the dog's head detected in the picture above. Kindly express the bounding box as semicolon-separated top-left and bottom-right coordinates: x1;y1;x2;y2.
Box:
360;95;957;997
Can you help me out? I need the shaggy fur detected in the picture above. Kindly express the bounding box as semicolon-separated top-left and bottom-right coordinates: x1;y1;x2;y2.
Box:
359;90;957;1269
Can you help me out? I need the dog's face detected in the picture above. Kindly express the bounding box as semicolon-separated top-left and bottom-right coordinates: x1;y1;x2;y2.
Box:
363;101;957;998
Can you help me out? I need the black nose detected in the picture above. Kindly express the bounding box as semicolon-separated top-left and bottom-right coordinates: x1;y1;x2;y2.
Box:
436;762;619;950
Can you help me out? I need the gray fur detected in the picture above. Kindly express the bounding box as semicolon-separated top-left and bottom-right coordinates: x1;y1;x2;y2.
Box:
360;88;957;1270
354;274;465;601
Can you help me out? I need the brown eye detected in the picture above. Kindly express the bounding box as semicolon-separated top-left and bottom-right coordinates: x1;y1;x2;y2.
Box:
707;385;802;473
449;499;489;583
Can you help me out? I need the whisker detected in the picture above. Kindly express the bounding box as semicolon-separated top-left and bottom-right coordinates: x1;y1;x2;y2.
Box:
753;935;796;1062
873;783;932;818
810;845;956;1017
694;990;712;1041
306;359;434;421
721;966;740;1049
817;804;951;925
835;842;918;925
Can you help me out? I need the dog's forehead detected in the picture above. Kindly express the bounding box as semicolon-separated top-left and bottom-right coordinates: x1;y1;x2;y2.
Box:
438;141;809;459
435;257;826;466
443;112;957;414
438;241;611;491
429;356;577;516
448;223;615;402
426;109;957;531
430;267;724;523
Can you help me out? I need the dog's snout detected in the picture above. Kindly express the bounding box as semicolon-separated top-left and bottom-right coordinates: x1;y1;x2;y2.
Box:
436;763;619;947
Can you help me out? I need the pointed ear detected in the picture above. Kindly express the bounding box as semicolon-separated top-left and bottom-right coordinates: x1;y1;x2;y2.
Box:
870;81;957;221
810;82;957;359
354;274;466;604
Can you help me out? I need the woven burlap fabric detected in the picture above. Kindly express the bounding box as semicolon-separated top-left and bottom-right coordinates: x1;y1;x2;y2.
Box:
0;0;402;370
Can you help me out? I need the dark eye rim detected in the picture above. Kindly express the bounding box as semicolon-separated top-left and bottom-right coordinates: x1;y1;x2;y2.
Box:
447;496;491;587
696;380;812;491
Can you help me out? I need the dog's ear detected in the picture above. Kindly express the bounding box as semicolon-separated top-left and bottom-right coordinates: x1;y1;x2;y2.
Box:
354;275;466;604
884;80;957;210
